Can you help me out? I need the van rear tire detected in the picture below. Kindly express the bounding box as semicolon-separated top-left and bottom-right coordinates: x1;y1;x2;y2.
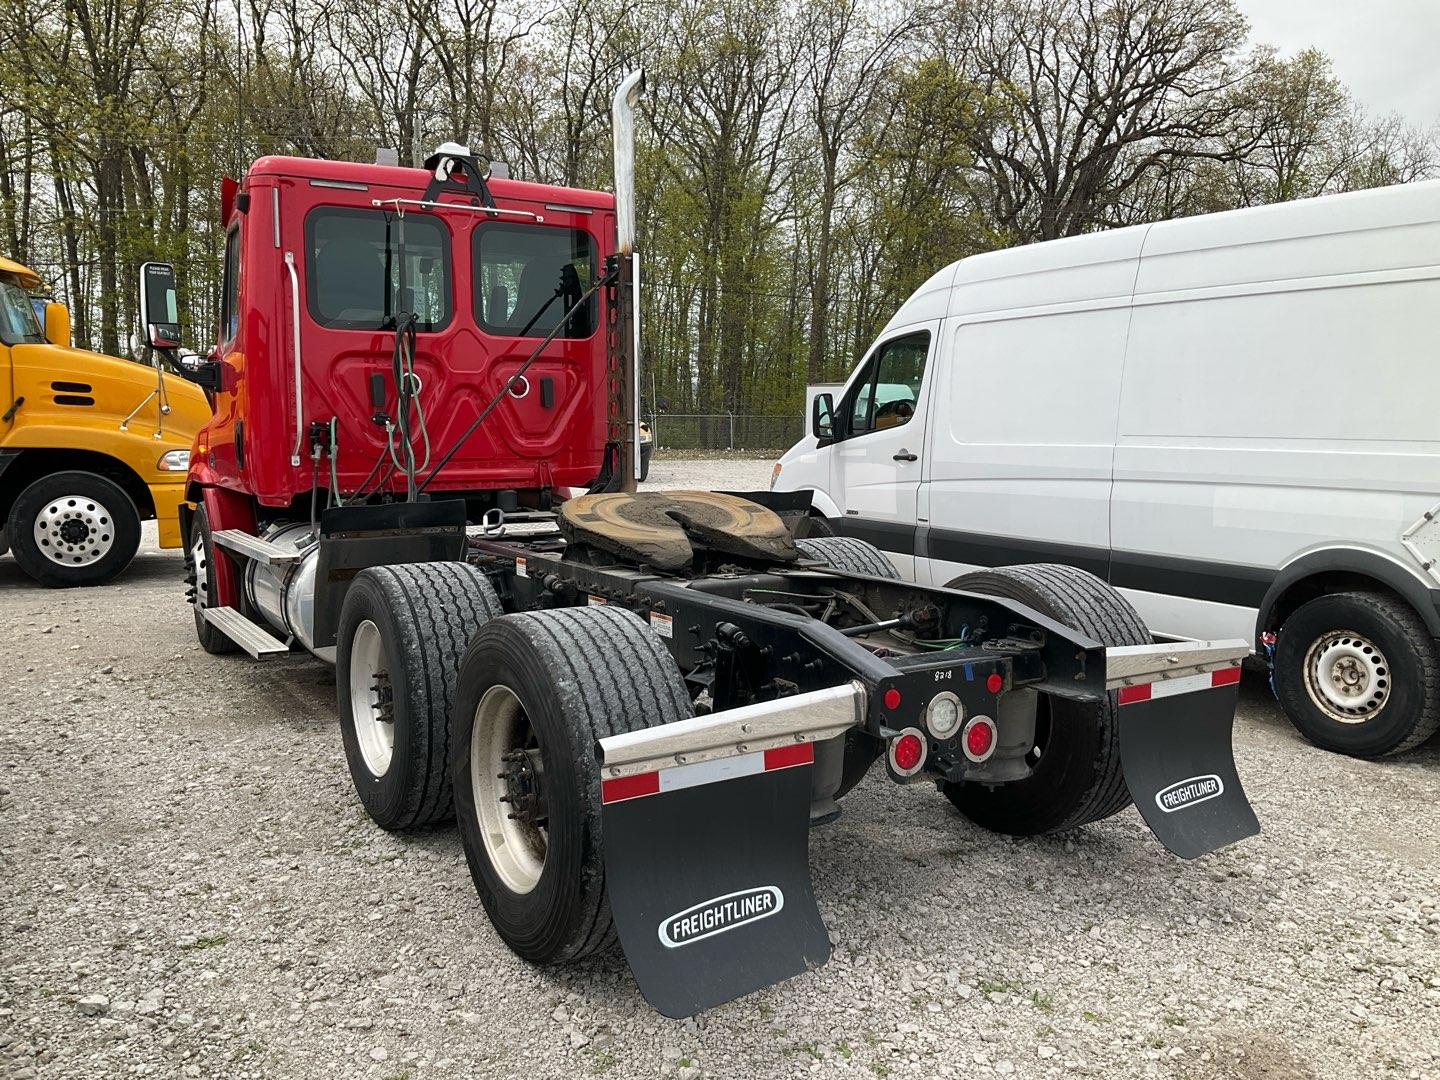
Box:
1273;590;1440;757
939;564;1150;835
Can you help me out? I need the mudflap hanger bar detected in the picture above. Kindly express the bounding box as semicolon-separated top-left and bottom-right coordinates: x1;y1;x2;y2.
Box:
599;681;866;779
597;682;865;1019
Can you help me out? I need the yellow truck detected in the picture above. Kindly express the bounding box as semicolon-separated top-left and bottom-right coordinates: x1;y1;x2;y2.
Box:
0;255;210;586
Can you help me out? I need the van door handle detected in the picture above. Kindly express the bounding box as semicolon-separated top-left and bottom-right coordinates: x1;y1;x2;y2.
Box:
893;450;918;462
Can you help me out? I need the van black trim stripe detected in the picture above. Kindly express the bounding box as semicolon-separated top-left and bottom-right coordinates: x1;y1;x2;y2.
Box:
832;516;1273;609
922;525;1111;580
1110;550;1273;609
834;515;917;555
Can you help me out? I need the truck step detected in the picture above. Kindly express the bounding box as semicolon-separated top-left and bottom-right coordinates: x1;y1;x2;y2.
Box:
211;529;304;565
202;607;290;659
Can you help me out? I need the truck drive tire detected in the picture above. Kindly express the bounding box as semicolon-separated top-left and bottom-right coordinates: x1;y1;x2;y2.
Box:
796;535;899;579
6;471;141;587
451;605;692;963
187;503;240;655
1273;590;1440;757
940;564;1151;836
336;562;504;831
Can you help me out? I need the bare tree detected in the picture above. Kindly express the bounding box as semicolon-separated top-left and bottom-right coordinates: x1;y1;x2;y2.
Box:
952;0;1254;241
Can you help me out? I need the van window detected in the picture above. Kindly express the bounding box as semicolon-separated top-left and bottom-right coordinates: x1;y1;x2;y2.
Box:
220;227;240;342
843;331;930;438
304;207;451;331
474;223;597;338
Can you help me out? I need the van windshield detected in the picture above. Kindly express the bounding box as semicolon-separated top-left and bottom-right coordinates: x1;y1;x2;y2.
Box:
0;279;44;345
304;207;451;332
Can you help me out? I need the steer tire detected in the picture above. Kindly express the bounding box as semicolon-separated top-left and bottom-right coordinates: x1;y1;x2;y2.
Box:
187;503;240;655
940;564;1150;835
451;606;692;963
7;471;141;588
336;562;504;831
1273;590;1440;757
796;535;899;579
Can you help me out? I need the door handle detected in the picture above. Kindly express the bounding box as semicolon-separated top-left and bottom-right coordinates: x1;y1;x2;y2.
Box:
893;450;918;462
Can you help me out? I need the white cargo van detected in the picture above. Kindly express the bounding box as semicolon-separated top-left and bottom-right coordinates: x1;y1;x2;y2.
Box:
773;179;1440;760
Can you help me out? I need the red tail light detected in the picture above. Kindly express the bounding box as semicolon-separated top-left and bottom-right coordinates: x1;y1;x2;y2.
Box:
962;716;997;763
888;728;926;777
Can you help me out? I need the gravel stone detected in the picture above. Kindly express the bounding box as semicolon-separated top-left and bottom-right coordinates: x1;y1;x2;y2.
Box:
2;459;1439;1079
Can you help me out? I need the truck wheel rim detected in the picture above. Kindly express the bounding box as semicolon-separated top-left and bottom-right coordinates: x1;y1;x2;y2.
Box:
1303;630;1388;723
191;533;209;608
471;685;547;895
33;495;114;567
349;620;394;776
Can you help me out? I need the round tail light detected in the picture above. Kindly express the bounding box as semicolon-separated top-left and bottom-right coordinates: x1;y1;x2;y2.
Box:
888;728;927;777
962;715;997;763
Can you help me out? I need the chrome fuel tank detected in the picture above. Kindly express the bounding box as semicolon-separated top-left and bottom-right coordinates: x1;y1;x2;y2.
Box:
244;522;320;653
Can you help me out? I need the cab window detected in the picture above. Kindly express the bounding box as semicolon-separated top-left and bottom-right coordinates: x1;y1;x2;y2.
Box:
474;223;597;338
304;207;451;331
0;277;44;346
220;227;240;343
843;331;930;438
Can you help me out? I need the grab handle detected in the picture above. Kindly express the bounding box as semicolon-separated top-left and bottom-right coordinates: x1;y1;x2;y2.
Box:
283;252;305;466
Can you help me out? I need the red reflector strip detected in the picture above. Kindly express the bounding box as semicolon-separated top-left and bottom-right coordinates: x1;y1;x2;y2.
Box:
1117;683;1152;705
763;742;814;771
1117;664;1243;705
601;771;660;804
602;741;817;804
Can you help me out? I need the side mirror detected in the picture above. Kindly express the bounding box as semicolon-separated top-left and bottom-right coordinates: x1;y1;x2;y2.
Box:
43;302;71;348
811;392;835;445
138;261;181;350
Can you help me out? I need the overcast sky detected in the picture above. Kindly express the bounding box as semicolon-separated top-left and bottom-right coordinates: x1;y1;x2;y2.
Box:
1238;0;1440;128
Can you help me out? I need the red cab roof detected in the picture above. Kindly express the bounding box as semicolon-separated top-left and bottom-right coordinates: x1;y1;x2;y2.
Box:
245;155;614;210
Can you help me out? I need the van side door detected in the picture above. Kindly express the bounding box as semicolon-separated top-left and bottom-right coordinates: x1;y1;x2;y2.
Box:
829;324;936;576
919;305;1128;586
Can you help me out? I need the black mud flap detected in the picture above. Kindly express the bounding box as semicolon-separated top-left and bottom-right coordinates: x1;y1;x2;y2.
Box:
1117;670;1260;859
601;745;831;1017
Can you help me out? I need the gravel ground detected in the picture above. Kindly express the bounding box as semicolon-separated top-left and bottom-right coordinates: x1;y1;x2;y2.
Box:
1;457;1438;1080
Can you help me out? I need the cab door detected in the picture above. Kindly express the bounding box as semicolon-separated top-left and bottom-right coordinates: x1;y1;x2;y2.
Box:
829;324;936;576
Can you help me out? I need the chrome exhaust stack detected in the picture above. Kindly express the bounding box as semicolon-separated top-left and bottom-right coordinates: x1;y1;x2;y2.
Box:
611;70;645;491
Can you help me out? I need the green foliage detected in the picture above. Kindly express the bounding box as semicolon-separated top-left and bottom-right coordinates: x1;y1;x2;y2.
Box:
0;0;1431;410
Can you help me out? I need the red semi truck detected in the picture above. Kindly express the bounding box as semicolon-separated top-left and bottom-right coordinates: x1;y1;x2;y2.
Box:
153;72;1260;1017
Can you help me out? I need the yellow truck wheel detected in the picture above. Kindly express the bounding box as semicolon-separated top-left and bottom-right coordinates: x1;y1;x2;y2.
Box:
5;470;141;587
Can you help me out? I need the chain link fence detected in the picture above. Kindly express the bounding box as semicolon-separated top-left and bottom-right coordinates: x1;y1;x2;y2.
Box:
649;414;804;452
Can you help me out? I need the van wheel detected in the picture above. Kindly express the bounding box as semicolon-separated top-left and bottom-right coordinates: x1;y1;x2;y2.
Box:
6;471;141;587
1273;591;1440;757
336;562;504;830
795;535;898;579
451;606;691;962
939;564;1150;835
